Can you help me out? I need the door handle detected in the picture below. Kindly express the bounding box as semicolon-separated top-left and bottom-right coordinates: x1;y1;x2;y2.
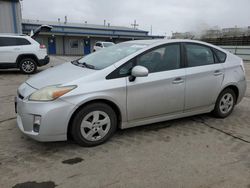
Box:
172;77;184;84
14;48;20;50
213;70;223;76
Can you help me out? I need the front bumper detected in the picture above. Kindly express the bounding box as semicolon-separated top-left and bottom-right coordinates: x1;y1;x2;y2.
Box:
37;55;50;67
15;95;76;142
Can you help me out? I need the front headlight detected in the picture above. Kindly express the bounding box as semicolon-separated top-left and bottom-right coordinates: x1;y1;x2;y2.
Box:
29;85;77;101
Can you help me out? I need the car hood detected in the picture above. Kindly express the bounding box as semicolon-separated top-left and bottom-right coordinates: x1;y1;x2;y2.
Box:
26;62;96;89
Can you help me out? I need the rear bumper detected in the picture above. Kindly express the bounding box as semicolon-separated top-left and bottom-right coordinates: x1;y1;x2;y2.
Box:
37;55;50;67
236;79;247;104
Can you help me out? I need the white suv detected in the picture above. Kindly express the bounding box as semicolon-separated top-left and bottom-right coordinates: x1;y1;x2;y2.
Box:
0;34;49;74
93;41;115;52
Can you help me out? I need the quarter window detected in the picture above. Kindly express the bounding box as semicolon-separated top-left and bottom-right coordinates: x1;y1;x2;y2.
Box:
186;44;214;67
136;44;181;73
213;48;227;63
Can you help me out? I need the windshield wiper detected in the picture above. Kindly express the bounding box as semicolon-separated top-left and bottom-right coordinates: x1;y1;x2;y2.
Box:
81;62;96;69
71;60;96;69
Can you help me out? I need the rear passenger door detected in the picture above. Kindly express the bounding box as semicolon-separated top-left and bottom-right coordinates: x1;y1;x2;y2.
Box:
184;43;224;111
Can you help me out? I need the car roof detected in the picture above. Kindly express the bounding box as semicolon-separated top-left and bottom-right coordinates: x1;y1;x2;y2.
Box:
124;39;208;45
0;33;29;38
124;39;226;52
96;41;114;44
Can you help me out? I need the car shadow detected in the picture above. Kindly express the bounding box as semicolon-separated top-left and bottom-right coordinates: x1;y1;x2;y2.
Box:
0;69;22;74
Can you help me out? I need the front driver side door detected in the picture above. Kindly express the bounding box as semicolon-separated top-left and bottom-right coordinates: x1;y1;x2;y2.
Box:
126;43;186;121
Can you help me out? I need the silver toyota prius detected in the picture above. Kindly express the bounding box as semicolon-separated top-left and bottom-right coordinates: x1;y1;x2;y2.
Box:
16;39;247;146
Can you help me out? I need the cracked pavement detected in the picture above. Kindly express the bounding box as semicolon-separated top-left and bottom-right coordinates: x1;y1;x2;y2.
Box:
0;57;250;188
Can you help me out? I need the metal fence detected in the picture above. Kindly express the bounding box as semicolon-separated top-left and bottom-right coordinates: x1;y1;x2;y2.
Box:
220;46;250;61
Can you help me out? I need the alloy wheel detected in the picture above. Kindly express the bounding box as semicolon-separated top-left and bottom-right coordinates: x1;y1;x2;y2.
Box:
219;93;234;114
80;111;111;141
22;60;35;73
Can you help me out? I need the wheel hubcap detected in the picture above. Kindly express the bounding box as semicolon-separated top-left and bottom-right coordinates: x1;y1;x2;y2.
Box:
219;93;234;114
80;111;111;141
22;61;35;73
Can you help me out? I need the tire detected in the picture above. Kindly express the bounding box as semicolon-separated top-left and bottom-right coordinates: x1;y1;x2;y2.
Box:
71;103;117;147
213;88;236;118
19;58;37;74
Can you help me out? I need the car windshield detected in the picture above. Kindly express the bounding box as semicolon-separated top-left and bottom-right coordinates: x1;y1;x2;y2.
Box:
103;42;114;47
78;42;148;69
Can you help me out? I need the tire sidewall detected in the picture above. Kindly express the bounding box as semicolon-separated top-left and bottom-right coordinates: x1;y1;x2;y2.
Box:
71;103;117;147
214;88;236;118
19;58;37;74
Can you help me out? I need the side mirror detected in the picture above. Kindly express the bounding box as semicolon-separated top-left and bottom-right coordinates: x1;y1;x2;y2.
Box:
129;66;149;82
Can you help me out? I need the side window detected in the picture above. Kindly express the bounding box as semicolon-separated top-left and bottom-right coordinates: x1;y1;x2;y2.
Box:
213;48;227;63
106;60;134;79
15;38;31;45
95;43;102;47
0;37;30;46
0;37;14;46
186;44;214;67
136;44;180;73
0;37;4;47
119;61;133;76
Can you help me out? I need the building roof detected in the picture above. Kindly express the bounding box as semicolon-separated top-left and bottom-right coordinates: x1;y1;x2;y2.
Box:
22;19;148;33
22;19;164;39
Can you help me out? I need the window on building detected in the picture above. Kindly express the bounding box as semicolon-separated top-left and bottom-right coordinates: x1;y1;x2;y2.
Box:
70;40;79;48
186;44;214;67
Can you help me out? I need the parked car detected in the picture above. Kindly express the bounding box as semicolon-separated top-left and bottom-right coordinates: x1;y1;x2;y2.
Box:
93;41;115;52
16;39;246;146
0;25;52;74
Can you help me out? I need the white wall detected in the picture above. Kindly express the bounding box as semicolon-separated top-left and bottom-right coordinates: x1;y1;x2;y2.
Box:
0;0;22;33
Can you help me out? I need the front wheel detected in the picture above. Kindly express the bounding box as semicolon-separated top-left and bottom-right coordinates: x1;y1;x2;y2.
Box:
19;58;37;74
213;88;236;118
70;103;117;147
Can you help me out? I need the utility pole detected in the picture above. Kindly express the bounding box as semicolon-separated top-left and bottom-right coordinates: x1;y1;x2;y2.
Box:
64;16;67;24
131;20;139;29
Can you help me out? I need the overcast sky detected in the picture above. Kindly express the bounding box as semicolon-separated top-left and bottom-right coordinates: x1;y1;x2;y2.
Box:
21;0;250;36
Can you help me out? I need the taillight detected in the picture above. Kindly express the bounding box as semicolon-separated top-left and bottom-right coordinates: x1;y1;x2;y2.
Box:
40;44;46;49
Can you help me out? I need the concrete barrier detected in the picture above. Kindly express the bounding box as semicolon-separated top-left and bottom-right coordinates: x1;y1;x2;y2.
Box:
220;46;250;61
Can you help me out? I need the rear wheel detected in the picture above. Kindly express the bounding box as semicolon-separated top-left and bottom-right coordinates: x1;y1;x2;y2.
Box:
71;103;117;147
19;58;37;74
213;88;236;118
